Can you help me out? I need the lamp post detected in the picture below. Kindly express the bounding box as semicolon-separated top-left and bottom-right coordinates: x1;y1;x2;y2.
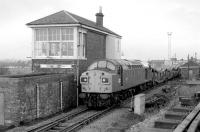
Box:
76;26;84;107
76;34;80;107
76;50;79;107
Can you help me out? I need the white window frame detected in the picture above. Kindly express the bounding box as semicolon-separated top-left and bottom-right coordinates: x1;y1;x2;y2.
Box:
34;28;48;57
117;39;120;52
33;27;78;59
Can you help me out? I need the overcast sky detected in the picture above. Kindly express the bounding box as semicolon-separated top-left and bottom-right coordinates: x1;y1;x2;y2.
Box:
0;0;200;60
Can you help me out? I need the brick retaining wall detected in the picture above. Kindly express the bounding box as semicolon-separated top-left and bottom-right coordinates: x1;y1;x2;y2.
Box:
0;73;76;126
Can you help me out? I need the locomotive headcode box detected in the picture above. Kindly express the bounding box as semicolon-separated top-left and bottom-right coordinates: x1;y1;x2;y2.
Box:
134;94;145;115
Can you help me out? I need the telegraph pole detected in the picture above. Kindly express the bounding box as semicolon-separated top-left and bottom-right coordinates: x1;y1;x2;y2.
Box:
76;27;81;107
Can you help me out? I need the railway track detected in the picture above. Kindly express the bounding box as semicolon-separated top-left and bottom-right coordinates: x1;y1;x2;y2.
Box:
28;106;116;132
27;108;89;132
27;80;177;132
51;106;116;132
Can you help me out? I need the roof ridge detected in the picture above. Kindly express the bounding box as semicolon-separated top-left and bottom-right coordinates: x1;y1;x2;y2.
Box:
67;11;121;37
63;10;79;23
68;11;95;23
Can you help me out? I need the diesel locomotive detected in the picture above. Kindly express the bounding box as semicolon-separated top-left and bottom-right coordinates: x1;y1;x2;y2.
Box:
79;59;180;108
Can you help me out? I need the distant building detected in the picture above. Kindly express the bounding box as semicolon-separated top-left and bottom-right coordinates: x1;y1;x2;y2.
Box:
27;8;121;73
179;60;200;79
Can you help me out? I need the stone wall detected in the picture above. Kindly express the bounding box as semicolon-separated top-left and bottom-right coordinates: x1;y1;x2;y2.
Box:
0;73;76;126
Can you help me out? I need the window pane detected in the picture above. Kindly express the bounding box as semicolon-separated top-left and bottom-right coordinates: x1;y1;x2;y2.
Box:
61;42;67;56
78;33;86;57
68;42;73;56
35;29;39;41
98;61;106;68
61;42;74;56
35;29;47;41
88;62;97;70
107;62;115;70
78;32;81;56
61;28;74;41
49;28;60;41
35;42;47;56
49;42;60;56
44;30;47;41
82;34;86;57
117;40;120;52
70;35;73;40
69;28;73;34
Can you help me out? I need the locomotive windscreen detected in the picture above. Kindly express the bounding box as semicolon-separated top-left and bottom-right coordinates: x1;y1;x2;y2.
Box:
88;60;116;71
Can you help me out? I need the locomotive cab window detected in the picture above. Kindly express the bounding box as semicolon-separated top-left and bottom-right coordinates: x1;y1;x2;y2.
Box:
88;62;98;70
107;62;115;71
98;61;106;68
88;61;116;71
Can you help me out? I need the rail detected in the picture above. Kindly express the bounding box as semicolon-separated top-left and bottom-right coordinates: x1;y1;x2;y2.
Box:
59;105;116;132
26;108;88;132
187;110;200;132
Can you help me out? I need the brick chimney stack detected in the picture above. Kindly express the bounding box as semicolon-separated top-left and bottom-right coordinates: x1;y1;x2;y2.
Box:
96;6;104;26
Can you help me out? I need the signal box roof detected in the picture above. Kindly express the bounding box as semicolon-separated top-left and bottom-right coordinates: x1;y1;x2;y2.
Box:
27;10;121;37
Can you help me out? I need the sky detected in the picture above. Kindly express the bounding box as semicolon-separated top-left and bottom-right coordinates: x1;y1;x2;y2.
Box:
0;0;200;61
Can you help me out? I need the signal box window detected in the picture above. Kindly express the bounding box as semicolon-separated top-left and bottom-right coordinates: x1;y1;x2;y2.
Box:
49;42;60;56
78;32;86;58
35;42;48;56
34;27;74;58
61;42;74;56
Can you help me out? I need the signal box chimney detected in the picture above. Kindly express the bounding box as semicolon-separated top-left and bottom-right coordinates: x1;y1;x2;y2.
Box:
96;6;104;26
